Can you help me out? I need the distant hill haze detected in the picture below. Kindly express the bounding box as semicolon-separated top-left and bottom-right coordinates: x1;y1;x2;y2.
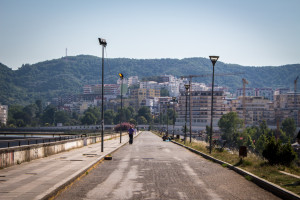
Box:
0;55;299;105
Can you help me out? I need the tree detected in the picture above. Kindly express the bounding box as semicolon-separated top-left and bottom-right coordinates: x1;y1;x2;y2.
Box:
104;109;115;125
281;118;296;139
160;88;169;97
137;116;147;124
81;112;97;125
137;106;152;124
218;112;243;146
262;136;297;165
42;105;56;125
54;111;70;125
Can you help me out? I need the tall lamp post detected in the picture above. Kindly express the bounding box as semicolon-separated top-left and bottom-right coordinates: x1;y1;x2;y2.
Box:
166;102;170;137
184;84;190;144
172;97;177;138
209;55;219;154
98;38;107;152
119;73;124;143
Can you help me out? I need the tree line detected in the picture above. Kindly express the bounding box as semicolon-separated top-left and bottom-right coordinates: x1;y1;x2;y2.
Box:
3;101;176;128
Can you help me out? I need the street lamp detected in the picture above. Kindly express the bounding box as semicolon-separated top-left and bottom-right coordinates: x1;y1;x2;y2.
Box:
184;84;190;144
98;38;107;152
119;73;124;143
209;55;219;153
166;102;170;137
172;97;177;138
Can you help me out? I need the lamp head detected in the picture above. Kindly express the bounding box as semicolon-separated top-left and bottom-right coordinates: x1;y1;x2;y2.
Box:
184;84;190;90
209;56;219;66
98;38;107;47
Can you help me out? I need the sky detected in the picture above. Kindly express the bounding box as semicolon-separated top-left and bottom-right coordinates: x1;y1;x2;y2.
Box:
1;0;300;70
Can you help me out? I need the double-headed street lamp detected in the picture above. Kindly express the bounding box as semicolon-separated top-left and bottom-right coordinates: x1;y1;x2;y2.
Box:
209;55;219;154
98;38;107;152
184;84;190;144
119;73;124;143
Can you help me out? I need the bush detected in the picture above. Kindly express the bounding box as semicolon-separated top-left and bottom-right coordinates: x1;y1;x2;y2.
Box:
262;136;297;166
114;122;134;132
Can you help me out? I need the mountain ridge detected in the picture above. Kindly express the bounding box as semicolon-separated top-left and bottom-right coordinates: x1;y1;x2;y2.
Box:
0;55;299;105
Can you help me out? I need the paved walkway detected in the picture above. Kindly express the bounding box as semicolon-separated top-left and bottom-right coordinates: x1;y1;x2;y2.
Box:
0;132;139;200
55;132;281;200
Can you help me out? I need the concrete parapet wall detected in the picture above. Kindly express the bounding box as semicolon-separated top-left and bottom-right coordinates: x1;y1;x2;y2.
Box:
0;133;123;169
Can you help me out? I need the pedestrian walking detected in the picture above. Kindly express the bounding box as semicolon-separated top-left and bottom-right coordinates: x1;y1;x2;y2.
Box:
128;126;134;144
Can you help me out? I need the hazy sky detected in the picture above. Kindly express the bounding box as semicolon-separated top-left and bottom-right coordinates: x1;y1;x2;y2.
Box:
1;0;300;69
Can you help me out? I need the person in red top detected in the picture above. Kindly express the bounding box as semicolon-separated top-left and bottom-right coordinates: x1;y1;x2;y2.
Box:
128;126;134;144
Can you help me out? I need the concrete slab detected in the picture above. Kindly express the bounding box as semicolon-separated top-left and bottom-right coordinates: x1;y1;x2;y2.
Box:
0;132;140;200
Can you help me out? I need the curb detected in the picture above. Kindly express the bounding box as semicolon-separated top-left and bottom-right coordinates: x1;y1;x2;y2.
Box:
172;140;300;200
40;132;142;200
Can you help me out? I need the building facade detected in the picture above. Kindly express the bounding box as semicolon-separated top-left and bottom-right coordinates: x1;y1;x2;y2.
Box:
175;90;227;129
0;104;8;125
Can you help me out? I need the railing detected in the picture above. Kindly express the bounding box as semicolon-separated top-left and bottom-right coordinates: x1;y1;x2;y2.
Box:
0;135;84;149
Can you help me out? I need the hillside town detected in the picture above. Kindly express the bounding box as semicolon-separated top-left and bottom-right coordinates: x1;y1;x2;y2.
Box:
3;74;297;130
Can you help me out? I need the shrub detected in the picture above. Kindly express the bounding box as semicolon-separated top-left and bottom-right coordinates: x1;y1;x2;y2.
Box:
262;136;297;166
114;122;134;132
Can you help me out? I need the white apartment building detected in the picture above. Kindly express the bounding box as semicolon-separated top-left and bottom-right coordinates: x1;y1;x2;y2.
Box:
236;88;256;97
255;88;274;101
0;104;8;125
274;92;300;127
128;76;139;86
175;90;228;129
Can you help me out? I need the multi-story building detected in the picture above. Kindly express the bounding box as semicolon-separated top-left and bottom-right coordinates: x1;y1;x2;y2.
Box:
236;88;255;97
274;88;290;95
129;88;160;110
0;104;8;125
83;84;120;96
128;76;139;86
255;88;274;101
274;92;300;127
175;90;227;129
235;96;275;125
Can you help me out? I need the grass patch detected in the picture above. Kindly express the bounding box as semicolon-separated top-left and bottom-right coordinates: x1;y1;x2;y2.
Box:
221;163;228;168
245;175;253;181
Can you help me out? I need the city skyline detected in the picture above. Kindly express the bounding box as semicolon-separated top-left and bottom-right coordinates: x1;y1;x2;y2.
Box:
1;0;300;70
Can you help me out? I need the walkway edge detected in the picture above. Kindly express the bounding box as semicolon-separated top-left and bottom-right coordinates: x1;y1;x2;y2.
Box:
172;140;300;200
39;132;141;200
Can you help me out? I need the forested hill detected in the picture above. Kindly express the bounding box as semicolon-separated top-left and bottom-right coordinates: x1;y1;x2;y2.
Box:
0;55;299;105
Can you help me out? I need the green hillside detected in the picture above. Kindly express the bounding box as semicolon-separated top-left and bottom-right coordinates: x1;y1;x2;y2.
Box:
0;55;299;105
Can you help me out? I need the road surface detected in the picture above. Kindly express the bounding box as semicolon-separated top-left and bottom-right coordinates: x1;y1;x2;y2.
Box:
55;131;280;200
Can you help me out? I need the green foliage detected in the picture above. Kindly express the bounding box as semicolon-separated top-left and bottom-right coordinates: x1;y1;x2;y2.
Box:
262;136;297;166
160;88;169;97
137;106;152;124
104;109;115;125
218;112;244;146
81;112;97;125
281;118;296;139
137;116;147;124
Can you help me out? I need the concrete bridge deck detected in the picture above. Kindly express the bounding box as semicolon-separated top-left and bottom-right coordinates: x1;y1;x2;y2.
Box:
55;132;280;200
0;131;284;200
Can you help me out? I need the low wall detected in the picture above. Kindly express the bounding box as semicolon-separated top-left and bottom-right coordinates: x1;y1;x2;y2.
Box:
0;132;126;169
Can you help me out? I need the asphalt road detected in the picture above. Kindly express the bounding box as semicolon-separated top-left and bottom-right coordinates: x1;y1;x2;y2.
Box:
55;131;281;200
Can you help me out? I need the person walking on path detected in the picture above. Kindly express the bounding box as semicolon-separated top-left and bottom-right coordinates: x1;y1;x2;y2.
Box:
128;126;134;144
